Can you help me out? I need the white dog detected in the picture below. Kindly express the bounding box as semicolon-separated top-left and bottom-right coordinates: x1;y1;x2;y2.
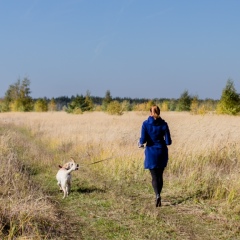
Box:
56;158;79;199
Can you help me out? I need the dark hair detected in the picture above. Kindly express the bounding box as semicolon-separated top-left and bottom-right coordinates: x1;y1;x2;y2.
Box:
150;105;160;118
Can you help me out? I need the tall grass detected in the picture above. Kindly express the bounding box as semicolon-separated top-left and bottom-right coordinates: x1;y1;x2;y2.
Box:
0;127;58;239
0;111;240;227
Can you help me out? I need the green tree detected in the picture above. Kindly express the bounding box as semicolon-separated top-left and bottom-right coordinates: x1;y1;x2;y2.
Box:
177;90;192;111
84;90;94;111
66;92;94;114
217;79;240;115
102;90;112;111
4;77;33;112
34;98;48;112
66;95;85;114
0;98;8;112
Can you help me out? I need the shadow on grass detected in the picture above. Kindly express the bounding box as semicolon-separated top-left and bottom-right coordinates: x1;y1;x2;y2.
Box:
76;186;106;194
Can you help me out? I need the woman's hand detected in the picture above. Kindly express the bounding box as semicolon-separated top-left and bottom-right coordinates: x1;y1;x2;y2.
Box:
137;140;144;148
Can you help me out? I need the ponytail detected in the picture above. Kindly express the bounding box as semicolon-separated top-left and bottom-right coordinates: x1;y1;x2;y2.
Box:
150;105;160;119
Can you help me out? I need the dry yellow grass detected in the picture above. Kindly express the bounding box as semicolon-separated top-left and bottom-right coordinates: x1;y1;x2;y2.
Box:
0;125;66;239
0;111;240;209
1;111;240;239
1;111;239;163
1;111;239;151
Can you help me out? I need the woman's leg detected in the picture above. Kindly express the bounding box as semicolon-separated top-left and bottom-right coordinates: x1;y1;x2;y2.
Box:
156;168;164;194
149;168;164;195
149;168;165;207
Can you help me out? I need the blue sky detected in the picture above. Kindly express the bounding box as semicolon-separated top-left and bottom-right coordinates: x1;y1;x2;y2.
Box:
0;0;240;100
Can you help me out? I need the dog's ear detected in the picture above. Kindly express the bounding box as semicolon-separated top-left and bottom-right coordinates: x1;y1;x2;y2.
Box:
62;162;70;169
58;165;62;168
70;157;75;163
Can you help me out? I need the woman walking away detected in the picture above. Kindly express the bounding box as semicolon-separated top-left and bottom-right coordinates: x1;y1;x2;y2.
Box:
138;105;172;207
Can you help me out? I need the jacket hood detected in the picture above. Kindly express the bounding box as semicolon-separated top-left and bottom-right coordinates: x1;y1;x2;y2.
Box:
147;116;165;126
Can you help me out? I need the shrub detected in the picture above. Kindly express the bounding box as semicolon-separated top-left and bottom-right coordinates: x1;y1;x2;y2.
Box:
190;96;199;115
217;79;240;115
48;98;57;111
121;100;132;111
34;98;48;112
133;103;148;111
73;107;83;114
107;101;122;115
161;101;169;111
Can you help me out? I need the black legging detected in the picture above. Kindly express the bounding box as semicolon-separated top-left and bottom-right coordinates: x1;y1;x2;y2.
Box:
149;168;165;196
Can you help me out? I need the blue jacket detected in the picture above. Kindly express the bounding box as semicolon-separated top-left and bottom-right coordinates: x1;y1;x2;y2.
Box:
140;116;172;169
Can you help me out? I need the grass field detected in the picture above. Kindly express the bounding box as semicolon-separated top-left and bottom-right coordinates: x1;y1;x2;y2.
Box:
0;111;240;239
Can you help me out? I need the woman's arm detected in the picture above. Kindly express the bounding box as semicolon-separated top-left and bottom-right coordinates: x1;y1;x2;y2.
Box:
139;123;147;145
164;124;172;145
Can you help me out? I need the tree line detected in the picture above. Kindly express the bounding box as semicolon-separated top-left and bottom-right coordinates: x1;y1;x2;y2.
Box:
0;78;240;115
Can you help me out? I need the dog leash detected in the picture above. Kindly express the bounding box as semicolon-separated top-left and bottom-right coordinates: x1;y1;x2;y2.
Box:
77;157;114;167
87;157;113;165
